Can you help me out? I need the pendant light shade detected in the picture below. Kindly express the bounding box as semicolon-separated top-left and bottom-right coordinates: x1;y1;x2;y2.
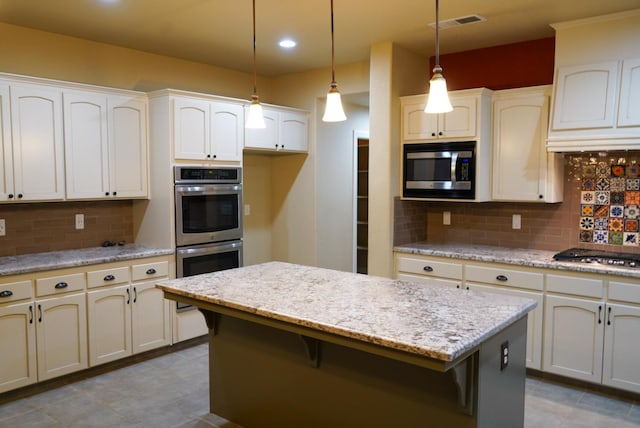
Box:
424;0;453;114
246;0;266;128
322;0;346;122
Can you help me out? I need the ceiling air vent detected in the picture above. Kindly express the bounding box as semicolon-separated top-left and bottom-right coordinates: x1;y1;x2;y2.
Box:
428;15;486;30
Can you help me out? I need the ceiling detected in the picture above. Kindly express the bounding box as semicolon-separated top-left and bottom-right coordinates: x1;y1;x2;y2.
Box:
1;0;638;76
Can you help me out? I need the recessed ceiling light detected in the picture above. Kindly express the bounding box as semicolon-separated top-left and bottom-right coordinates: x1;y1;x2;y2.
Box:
278;39;297;49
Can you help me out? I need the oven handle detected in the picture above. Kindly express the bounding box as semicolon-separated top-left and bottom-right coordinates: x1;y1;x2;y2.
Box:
175;184;242;196
177;241;243;258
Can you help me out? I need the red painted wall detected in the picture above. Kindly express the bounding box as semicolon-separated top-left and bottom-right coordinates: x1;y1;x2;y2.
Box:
430;37;555;91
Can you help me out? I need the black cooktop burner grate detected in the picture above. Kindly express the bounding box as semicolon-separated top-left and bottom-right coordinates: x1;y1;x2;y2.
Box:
553;247;640;267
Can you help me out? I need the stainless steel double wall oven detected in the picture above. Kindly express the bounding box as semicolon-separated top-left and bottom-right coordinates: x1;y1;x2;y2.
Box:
174;166;243;310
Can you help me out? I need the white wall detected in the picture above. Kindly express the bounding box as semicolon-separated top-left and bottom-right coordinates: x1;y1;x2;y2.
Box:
316;100;370;272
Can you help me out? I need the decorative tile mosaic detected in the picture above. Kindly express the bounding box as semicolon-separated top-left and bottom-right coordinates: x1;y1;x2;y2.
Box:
577;159;640;247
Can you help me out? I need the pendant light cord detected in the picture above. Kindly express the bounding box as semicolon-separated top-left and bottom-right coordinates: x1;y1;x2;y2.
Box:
330;0;336;84
252;0;258;96
434;0;441;70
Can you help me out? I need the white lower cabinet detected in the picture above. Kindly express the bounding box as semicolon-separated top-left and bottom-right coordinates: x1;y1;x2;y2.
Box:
394;255;463;289
602;303;640;393
35;292;88;381
0;300;37;393
87;260;171;366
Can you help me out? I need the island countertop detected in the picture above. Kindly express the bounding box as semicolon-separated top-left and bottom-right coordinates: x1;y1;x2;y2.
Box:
156;261;536;364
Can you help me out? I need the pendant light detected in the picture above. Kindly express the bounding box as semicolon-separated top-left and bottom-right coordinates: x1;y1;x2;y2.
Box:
322;0;347;122
424;0;453;114
246;0;266;128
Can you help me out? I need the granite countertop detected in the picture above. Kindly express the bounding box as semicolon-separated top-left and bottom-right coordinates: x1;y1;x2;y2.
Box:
156;261;536;363
0;244;174;277
394;242;640;279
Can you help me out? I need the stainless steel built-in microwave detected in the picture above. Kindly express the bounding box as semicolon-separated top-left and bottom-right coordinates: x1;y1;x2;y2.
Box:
403;141;476;199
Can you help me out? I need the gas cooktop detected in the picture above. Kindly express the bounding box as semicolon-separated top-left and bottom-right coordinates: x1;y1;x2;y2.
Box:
553;248;640;268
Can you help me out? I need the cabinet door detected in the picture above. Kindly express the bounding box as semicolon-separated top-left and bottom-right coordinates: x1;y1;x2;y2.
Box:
492;90;549;202
279;111;308;152
551;61;619;130
210;101;243;161
109;95;148;198
602;303;640;393
468;282;543;370
0;83;14;201
10;84;65;201
131;280;171;353
87;285;132;366
0;301;37;393
244;107;279;150
617;58;640;128
440;96;476;139
543;295;604;383
63;91;110;199
35;293;88;381
173;97;210;160
401;98;439;141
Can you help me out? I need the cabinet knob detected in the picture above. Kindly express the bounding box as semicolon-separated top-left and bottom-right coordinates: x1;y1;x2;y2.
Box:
105;192;110;196
0;290;13;298
146;268;157;275
423;266;433;272
539;195;543;199
113;191;117;196
496;275;508;282
104;274;116;281
54;282;68;289
431;132;436;137
438;131;443;136
17;194;23;199
8;193;14;199
206;154;212;158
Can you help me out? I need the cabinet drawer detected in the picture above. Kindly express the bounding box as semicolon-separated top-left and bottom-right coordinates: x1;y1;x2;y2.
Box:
36;273;85;297
396;256;462;280
132;261;169;281
465;264;543;291
609;280;640;305
87;266;130;288
0;280;33;303
546;274;603;298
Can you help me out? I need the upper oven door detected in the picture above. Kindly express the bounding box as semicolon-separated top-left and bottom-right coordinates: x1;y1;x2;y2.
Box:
175;183;243;247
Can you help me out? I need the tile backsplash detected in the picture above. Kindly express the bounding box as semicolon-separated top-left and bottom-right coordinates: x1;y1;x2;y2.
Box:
394;151;640;255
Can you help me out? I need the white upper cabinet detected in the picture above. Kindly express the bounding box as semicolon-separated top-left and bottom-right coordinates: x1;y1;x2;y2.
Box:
548;10;640;151
617;58;640;127
401;88;491;142
244;105;309;153
0;83;13;202
492;86;563;203
7;83;65;202
64;90;148;200
173;95;243;162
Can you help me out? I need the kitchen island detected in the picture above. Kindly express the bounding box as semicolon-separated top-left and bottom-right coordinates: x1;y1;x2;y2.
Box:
156;261;536;428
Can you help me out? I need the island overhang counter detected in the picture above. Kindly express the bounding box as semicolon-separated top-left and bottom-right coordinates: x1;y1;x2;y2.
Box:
156;261;536;428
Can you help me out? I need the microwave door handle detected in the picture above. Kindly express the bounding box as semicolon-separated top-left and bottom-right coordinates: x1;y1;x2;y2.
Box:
450;152;458;185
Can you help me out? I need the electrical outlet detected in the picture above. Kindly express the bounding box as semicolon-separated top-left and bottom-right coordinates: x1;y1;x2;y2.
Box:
500;341;509;371
512;214;521;230
0;219;5;236
443;211;451;225
244;204;251;216
75;214;85;230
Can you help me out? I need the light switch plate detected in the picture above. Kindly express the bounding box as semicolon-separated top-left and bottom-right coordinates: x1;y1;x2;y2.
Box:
512;214;521;230
75;214;84;230
0;219;5;236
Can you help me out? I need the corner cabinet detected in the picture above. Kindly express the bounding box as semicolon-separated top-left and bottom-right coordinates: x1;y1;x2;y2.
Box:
491;86;563;203
244;105;309;153
1;82;65;202
64;90;148;200
548;58;640;150
172;95;244;162
400;88;492;143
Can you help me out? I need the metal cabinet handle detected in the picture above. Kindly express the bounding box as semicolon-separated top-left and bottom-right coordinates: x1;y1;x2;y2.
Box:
104;274;115;281
146;268;157;275
423;266;433;272
0;290;13;298
598;305;602;324
133;287;137;303
496;275;508;282
38;304;42;323
126;288;130;305
607;306;612;326
29;305;34;324
54;282;68;289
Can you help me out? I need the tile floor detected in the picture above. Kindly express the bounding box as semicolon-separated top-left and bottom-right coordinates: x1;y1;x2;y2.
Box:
1;342;639;428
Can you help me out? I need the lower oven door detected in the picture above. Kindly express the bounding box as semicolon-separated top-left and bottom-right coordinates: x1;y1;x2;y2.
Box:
175;240;243;310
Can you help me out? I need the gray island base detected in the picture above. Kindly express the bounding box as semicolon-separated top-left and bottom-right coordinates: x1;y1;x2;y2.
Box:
156;262;535;428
